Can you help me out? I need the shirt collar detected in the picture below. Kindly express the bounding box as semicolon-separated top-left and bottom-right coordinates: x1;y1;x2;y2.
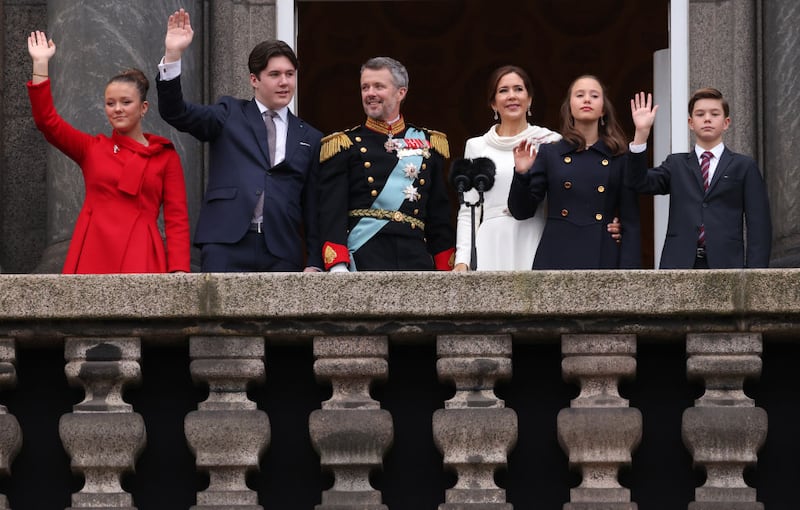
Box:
255;99;288;123
695;142;724;160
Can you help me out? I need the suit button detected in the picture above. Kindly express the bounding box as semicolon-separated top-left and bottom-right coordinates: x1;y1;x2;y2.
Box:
597;185;605;193
421;163;427;170
360;147;367;153
561;209;569;217
419;179;426;185
371;190;378;197
367;176;374;183
564;181;572;189
601;159;609;166
595;213;603;221
364;161;372;169
355;136;362;142
564;156;572;164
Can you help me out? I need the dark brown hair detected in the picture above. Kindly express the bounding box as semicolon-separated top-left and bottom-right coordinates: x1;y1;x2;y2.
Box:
688;87;729;117
559;74;627;156
248;40;298;76
107;68;149;101
487;65;533;107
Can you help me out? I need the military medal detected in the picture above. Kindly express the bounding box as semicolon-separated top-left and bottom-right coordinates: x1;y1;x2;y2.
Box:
403;163;419;180
403;184;420;202
384;135;396;152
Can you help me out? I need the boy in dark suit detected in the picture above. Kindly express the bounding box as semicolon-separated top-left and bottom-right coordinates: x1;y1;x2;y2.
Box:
156;9;323;272
627;88;771;269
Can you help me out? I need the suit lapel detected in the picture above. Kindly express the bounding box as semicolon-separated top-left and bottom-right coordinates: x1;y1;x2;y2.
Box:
686;150;704;191
246;99;271;165
285;111;306;163
706;148;732;194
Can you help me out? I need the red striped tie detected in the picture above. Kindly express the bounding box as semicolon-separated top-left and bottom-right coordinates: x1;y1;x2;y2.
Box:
698;151;712;246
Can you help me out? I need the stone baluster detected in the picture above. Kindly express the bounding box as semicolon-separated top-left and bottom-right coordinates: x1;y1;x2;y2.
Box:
432;334;516;510
185;336;270;510
557;334;641;510
309;336;393;510
682;333;767;510
59;337;146;509
0;339;22;510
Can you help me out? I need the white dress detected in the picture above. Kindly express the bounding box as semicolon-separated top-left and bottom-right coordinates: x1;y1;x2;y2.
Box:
455;124;562;270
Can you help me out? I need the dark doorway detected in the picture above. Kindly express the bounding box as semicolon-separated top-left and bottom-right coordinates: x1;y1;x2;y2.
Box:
297;0;668;265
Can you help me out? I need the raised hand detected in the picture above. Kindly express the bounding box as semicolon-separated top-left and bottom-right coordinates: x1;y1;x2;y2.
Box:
164;8;194;62
512;139;538;174
630;91;658;144
27;30;55;63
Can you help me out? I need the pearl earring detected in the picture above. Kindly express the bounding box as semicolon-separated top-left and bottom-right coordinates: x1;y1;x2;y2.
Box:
493;109;498;121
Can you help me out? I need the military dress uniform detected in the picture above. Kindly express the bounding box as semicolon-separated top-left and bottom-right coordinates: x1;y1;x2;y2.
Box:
508;139;641;269
318;117;455;271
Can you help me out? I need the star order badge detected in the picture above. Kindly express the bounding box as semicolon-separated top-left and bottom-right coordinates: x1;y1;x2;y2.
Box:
404;163;419;180
403;184;420;202
384;136;397;152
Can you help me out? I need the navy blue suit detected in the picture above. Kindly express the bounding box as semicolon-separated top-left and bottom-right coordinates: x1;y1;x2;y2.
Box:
156;75;323;270
508;140;641;269
626;148;771;268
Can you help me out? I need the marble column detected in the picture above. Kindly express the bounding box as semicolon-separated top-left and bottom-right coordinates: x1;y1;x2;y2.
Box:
37;0;204;272
185;336;269;510
682;333;766;510
557;334;641;510
763;1;800;266
309;336;393;510
59;337;146;509
432;334;516;510
0;339;22;510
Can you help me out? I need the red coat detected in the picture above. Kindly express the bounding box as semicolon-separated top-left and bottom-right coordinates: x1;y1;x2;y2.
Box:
28;80;190;273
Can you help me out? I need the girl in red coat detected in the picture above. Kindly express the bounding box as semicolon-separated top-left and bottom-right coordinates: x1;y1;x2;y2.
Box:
26;30;190;274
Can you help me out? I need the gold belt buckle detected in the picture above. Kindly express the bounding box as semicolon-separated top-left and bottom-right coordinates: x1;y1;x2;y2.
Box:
392;211;404;222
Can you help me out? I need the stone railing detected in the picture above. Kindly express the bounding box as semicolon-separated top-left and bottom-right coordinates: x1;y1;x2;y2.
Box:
0;270;796;510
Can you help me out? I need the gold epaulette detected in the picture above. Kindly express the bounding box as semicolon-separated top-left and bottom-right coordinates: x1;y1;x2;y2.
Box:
426;129;450;159
320;131;353;163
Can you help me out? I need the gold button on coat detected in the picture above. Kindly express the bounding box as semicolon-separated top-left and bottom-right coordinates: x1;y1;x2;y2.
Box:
354;137;362;142
595;213;603;221
371;190;378;197
564;181;572;189
367;176;374;183
564;156;572;164
419;179;425;185
561;209;569;217
364;162;371;169
597;185;605;193
421;163;427;169
360;147;367;153
601;159;609;166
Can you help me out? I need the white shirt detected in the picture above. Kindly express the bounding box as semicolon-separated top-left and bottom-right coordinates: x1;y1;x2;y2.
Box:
629;141;724;183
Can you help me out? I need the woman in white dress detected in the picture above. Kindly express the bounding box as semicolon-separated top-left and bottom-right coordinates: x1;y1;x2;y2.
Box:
453;66;561;271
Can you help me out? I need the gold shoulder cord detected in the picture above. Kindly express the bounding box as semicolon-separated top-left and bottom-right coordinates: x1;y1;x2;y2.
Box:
320;132;353;163
427;130;450;159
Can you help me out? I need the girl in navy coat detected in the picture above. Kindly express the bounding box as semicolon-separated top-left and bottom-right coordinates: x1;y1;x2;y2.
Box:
507;75;640;269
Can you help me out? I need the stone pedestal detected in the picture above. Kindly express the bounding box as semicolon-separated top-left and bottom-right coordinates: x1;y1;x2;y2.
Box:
185;336;269;510
309;336;392;510
432;334;516;510
682;333;766;510
557;335;641;510
59;337;145;509
0;339;22;510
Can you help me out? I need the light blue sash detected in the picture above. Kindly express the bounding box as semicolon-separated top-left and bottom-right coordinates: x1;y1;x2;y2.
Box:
347;128;425;271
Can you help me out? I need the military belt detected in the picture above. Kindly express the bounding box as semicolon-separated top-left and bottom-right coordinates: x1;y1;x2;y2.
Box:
348;209;425;231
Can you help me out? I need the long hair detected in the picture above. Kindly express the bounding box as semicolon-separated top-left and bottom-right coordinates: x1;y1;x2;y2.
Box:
486;65;533;108
559;74;627;156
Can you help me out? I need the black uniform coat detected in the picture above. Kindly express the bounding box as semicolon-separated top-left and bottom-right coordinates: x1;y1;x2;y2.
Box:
318;121;454;271
508;140;641;269
626;148;771;268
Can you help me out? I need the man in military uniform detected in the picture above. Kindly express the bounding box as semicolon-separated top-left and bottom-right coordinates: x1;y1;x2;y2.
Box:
318;56;455;271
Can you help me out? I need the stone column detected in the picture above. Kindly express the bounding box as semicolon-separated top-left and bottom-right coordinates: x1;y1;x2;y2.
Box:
309;336;393;510
763;1;800;266
557;334;641;510
0;339;22;510
184;336;270;510
682;333;767;510
37;0;204;272
59;337;146;509
432;335;516;510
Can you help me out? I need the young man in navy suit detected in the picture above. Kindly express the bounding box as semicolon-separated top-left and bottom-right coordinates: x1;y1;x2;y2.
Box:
156;9;323;272
628;88;771;269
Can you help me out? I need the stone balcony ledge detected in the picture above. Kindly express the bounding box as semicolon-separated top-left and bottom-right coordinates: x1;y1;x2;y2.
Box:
1;270;798;345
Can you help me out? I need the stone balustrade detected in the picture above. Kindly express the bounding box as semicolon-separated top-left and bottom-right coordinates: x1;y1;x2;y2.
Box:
0;270;797;509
